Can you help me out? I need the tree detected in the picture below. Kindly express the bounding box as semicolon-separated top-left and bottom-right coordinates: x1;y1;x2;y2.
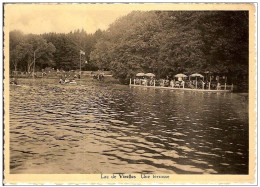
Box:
90;11;249;84
24;35;56;75
90;11;163;82
41;29;104;71
9;33;56;74
9;30;24;71
9;11;248;85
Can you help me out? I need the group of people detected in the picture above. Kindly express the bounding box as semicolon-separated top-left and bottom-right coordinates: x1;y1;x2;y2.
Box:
134;78;223;90
58;74;80;84
92;72;105;81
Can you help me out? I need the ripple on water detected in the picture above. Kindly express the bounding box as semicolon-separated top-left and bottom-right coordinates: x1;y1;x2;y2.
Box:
9;79;249;174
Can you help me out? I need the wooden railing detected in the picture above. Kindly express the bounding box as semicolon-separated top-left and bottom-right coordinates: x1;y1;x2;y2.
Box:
130;78;233;91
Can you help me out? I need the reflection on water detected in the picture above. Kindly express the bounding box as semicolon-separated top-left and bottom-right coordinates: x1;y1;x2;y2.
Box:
9;79;248;174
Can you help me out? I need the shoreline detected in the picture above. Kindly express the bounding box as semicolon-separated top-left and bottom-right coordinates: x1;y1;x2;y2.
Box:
9;77;249;94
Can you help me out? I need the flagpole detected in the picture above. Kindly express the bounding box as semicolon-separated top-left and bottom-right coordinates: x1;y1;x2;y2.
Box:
79;50;85;77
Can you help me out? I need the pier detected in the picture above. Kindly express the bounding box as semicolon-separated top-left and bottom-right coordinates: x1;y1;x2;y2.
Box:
129;78;233;93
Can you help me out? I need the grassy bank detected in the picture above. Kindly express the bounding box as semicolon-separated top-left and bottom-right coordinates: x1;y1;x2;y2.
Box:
11;73;121;85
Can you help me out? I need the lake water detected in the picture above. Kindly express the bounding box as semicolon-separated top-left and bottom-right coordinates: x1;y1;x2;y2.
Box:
9;78;248;174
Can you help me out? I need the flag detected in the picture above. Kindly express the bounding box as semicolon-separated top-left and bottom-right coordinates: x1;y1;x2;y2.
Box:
80;50;85;55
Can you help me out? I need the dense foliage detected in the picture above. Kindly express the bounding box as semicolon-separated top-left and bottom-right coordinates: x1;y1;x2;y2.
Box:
10;11;248;84
90;11;248;83
41;29;103;71
10;31;56;72
9;29;103;72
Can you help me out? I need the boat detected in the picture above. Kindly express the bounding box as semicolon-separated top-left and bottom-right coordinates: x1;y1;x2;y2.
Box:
59;79;77;85
69;80;77;84
10;82;21;87
10;79;22;87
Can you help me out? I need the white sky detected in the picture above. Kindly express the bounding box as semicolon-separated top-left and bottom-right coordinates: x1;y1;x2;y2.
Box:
5;3;253;34
5;4;133;34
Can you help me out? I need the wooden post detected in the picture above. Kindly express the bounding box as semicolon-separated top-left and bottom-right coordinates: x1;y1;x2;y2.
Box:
231;84;234;91
224;83;227;90
209;76;211;90
154;79;155;87
195;77;197;89
134;79;135;85
130;78;132;85
203;82;204;90
183;81;184;89
163;79;165;87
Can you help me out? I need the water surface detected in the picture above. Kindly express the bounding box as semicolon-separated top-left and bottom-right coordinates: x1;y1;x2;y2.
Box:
9;79;248;174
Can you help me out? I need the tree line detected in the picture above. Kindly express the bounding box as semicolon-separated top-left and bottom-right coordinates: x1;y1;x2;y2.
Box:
90;11;248;84
10;11;248;84
9;29;103;73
